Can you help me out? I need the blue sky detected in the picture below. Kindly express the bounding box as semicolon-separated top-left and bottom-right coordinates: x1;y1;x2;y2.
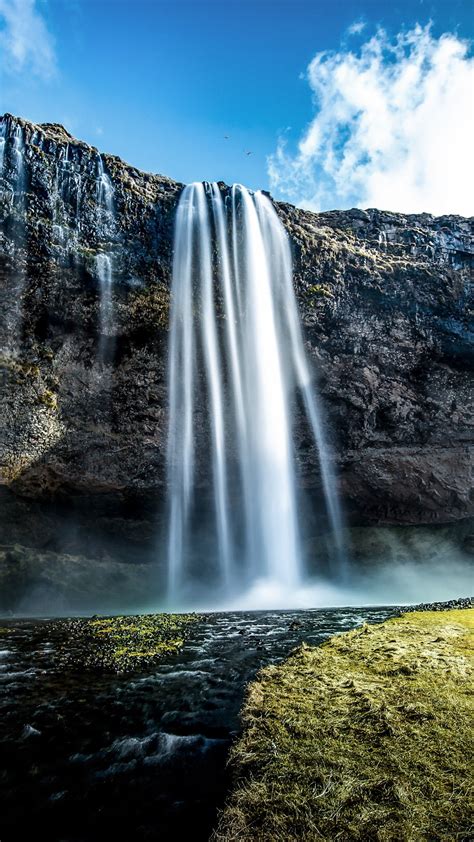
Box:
0;0;473;212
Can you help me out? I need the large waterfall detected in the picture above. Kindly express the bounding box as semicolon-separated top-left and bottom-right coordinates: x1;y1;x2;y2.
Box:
167;182;344;601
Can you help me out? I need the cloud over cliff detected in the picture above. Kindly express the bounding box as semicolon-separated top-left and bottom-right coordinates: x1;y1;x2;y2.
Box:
268;24;474;216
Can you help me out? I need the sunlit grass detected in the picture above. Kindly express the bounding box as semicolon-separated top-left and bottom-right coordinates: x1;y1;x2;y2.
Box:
215;609;473;841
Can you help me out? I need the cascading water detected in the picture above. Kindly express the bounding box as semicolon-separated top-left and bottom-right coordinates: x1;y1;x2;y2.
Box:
0;117;117;366
0;120;26;214
166;182;345;602
50;144;72;245
0;122;5;173
97;155;114;212
94;155;116;364
60;144;82;228
95;252;114;362
11;124;24;195
0;119;26;357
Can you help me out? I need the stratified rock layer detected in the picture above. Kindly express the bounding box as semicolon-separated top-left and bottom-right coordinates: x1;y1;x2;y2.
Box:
0;113;473;568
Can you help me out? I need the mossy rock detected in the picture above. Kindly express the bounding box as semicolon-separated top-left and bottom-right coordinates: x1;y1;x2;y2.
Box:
128;283;171;331
53;612;200;674
306;282;334;299
37;389;58;410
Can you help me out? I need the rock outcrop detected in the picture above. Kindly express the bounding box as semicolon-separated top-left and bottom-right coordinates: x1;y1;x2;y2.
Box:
0;113;472;575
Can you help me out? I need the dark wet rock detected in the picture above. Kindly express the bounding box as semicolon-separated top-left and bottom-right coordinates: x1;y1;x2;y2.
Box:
403;596;473;613
288;620;302;630
0;113;473;568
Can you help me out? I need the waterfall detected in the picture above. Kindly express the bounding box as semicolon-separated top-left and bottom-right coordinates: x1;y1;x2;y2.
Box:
166;182;345;600
0;119;26;358
95;253;114;361
0;117;25;195
50;146;68;245
61;144;82;227
0;122;5;174
96;155;114;213
11;124;24;196
94;156;115;364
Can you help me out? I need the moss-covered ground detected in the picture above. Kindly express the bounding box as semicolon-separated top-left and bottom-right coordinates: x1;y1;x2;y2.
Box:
214;609;474;842
54;613;199;674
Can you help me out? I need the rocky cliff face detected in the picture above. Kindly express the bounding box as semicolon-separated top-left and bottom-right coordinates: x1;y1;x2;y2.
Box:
0;113;472;595
281;202;473;527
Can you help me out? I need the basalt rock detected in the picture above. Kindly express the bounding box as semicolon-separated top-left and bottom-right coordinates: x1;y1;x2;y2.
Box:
0;113;473;566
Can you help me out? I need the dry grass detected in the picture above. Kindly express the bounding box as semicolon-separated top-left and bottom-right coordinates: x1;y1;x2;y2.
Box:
214;609;474;842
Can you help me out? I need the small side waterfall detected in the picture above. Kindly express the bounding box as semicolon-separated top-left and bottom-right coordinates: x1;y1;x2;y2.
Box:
0;117;118;370
0;120;26;216
0;122;6;173
50;143;76;245
11;124;25;195
97;155;114;213
167;182;345;601
95;253;114;361
0;119;27;357
94;155;116;363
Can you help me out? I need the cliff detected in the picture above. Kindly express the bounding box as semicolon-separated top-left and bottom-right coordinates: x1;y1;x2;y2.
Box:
0;113;472;580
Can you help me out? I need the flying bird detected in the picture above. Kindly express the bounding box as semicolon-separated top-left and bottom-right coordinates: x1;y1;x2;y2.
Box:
223;135;230;139
245;150;253;156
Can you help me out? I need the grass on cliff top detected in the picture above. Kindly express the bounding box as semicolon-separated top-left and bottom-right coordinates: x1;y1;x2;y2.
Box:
214;609;474;842
54;613;199;674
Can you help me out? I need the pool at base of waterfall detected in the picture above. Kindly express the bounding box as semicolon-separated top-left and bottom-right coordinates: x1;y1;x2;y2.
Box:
0;607;398;841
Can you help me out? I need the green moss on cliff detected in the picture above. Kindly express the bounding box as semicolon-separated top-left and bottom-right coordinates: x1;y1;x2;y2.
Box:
0;354;41;381
129;283;171;330
54;612;200;673
214;609;473;842
307;283;334;298
37;389;58;410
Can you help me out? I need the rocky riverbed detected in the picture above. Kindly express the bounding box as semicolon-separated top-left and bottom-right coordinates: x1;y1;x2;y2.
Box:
403;596;473;613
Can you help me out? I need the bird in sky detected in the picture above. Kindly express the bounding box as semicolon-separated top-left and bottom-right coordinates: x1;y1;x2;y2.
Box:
245;150;253;156
224;135;230;139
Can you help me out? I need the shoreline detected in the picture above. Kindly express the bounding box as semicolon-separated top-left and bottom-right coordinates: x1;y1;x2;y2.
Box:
214;606;474;841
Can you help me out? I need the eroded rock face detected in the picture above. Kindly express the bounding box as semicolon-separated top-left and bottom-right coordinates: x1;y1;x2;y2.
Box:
280;203;473;525
0;113;472;569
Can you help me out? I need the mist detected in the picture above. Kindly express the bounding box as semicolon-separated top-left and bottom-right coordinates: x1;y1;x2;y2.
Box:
4;529;471;618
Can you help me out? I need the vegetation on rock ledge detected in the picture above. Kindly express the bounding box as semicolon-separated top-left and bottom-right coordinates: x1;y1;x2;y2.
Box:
214;609;474;842
54;613;200;674
128;283;171;331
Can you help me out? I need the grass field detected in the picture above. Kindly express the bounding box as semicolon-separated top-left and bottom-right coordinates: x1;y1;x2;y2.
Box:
214;609;474;842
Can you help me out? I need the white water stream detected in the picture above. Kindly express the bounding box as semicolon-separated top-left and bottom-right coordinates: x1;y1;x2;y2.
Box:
167;183;345;599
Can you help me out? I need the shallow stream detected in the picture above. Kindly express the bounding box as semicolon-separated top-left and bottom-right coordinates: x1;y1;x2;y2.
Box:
0;606;398;841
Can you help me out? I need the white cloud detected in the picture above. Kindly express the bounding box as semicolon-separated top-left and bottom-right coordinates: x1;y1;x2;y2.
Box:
347;20;366;36
0;0;57;80
268;24;474;216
